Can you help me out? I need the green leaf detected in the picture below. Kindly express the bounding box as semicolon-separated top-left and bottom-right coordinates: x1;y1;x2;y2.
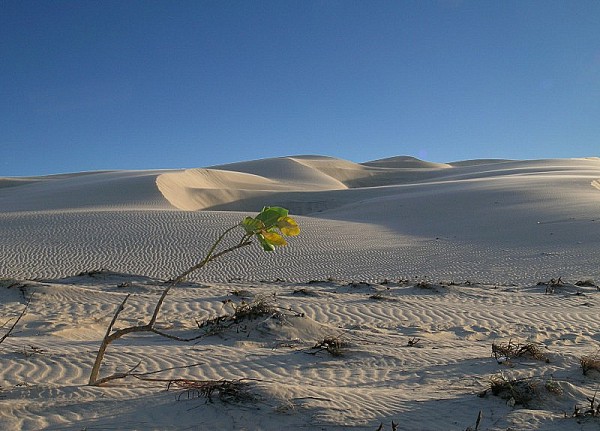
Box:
240;216;264;234
255;206;289;229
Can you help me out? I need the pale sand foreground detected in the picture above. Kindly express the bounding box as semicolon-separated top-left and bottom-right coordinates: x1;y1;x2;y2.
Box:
1;155;600;430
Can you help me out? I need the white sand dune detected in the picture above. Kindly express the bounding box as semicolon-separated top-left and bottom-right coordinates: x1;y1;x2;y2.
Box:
1;155;600;430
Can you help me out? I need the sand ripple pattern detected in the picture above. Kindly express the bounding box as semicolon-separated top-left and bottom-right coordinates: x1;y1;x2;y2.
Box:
2;278;600;430
1;209;599;285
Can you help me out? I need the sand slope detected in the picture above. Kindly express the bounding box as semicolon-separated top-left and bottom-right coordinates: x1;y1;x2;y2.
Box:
1;155;600;430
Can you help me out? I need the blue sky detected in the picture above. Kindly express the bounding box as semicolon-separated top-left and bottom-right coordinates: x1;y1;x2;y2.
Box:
2;0;599;176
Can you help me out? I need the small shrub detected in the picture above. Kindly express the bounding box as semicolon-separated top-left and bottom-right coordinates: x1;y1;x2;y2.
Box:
292;288;319;297
544;377;562;395
88;206;300;386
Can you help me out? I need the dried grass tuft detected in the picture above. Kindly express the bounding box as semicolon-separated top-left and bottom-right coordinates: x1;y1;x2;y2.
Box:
196;295;279;336
568;389;600;418
483;375;562;408
489;375;539;406
492;339;549;363
168;379;254;403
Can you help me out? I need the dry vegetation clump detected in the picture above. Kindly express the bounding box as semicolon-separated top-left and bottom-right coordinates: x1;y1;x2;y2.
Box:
492;339;550;363
292;287;320;297
168;379;255;403
415;280;434;289
228;295;278;321
575;279;599;289
348;281;374;288
229;288;253;298
76;269;111;278
483;375;561;408
580;354;600;377
488;375;538;406
567;389;600;419
369;292;398;302
537;277;564;294
196;295;280;335
406;337;421;347
309;335;351;357
374;421;398;431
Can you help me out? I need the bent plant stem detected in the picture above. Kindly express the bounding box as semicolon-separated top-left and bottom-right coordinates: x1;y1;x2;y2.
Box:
88;225;253;386
170;225;251;285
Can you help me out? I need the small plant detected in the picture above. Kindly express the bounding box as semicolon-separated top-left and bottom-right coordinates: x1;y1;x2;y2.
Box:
195;296;280;336
88;206;300;386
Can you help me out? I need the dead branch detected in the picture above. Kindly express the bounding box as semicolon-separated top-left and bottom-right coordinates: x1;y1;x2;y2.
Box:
0;293;34;345
88;294;130;384
92;361;206;386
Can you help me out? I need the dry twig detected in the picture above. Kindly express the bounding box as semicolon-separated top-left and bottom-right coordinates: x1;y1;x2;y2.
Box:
0;293;34;346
